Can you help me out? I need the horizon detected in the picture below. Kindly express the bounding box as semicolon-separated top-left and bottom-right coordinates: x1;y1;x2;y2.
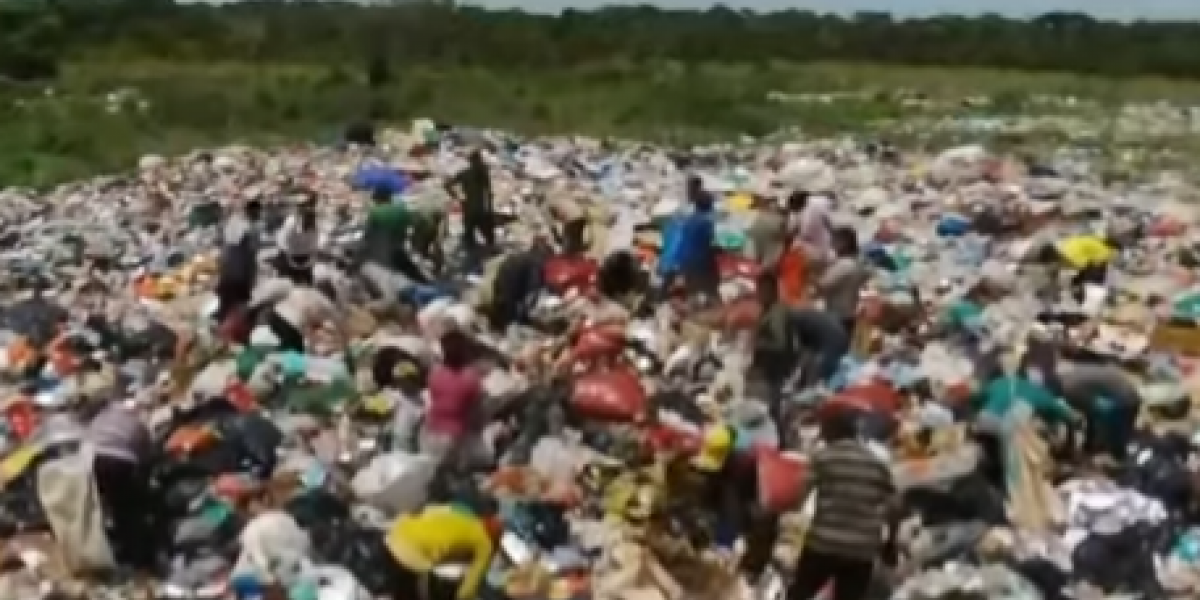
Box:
457;0;1200;21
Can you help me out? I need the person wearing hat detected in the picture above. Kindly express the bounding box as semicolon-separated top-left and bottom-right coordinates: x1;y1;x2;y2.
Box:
385;498;499;600
788;408;897;600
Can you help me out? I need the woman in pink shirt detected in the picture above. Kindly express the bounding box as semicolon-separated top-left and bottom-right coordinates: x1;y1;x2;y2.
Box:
421;329;486;461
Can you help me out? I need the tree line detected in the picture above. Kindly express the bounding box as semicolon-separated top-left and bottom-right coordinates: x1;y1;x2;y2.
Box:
3;2;1200;81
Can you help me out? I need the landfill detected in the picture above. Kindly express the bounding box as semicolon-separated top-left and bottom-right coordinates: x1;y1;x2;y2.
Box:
4;119;1200;600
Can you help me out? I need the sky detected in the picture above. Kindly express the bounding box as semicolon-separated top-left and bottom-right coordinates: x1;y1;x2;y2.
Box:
464;0;1200;21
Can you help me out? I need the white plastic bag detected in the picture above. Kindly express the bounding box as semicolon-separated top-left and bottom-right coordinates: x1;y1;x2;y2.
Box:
350;451;439;516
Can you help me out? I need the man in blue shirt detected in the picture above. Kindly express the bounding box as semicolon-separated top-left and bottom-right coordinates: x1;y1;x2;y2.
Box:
660;176;719;304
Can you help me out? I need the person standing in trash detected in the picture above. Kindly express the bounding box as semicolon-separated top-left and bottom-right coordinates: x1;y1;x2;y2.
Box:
422;328;487;465
274;194;321;286
385;496;499;600
485;236;552;332
215;199;263;323
445;149;496;261
752;270;801;423
1035;233;1116;303
358;188;429;301
816;226;872;336
659;176;719;304
788;408;897;600
745;193;788;271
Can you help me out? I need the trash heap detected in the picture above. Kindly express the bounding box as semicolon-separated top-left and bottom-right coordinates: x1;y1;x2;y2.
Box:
4;121;1200;600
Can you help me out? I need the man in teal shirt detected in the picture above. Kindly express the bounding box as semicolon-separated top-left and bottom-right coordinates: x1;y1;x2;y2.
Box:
972;373;1077;426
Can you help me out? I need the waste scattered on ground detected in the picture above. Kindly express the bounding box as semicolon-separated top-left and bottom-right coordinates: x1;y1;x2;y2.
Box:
3;117;1200;600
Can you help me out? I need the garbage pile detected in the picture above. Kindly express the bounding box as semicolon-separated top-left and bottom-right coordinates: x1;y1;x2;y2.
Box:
5;120;1200;600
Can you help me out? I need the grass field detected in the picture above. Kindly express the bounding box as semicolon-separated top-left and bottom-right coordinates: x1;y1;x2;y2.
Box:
4;60;1200;188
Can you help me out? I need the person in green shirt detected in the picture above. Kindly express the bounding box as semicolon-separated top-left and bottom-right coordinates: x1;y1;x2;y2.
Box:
358;190;430;300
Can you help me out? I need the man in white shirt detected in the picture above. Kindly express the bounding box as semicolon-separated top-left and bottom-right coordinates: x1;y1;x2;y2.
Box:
274;197;322;285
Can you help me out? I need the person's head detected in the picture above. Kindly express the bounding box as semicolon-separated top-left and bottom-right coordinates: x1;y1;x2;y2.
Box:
820;408;859;443
439;329;474;370
468;149;485;169
1034;243;1065;266
786;191;809;213
831;226;859;257
686;175;704;196
370;188;391;205
244;199;263;222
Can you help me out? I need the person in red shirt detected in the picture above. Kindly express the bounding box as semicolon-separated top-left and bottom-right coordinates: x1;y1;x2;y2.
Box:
421;329;486;465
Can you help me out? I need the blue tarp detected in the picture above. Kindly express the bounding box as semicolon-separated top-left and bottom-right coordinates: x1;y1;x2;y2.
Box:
351;166;410;196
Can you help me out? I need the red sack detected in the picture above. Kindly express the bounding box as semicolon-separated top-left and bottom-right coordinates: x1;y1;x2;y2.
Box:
4;398;38;440
572;323;627;364
645;423;701;454
544;256;598;294
723;297;762;330
571;368;647;422
839;381;902;415
757;448;807;513
717;253;761;281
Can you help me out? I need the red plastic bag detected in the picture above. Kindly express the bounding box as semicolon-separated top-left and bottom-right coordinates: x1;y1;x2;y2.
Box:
757;448;807;513
544;256;598;294
723;297;762;330
717;253;761;281
839;381;901;415
572;323;627;364
571;368;647;422
4;398;38;440
224;381;258;412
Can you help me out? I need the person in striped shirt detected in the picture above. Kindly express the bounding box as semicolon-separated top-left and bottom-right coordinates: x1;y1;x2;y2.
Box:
789;409;897;600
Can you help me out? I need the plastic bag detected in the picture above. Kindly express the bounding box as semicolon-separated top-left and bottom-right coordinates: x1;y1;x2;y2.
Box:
351;451;439;516
723;297;762;330
571;368;647;422
573;323;627;363
544;256;598;294
757;449;807;513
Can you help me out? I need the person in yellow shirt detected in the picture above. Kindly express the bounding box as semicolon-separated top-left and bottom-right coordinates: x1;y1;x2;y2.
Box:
386;501;499;600
1037;234;1116;302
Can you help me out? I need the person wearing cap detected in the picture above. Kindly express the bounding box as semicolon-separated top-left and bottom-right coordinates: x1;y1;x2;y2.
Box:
446;149;496;261
1036;234;1116;303
385;500;498;600
215;199;263;323
788;408;897;600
